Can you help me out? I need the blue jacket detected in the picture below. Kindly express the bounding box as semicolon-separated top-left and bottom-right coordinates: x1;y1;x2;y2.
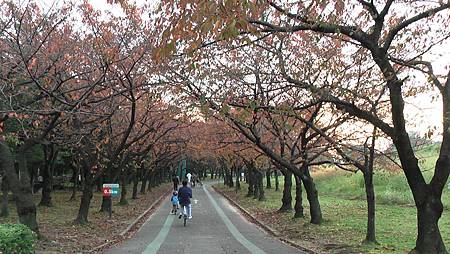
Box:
171;195;179;205
178;186;192;205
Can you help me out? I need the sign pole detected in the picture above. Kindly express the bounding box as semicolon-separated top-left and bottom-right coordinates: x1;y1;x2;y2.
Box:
102;183;120;218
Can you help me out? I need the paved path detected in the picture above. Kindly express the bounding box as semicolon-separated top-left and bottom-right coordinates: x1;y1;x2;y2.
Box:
106;184;303;254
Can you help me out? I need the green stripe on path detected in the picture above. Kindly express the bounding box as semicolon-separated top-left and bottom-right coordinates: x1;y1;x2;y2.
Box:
204;186;267;254
142;213;175;254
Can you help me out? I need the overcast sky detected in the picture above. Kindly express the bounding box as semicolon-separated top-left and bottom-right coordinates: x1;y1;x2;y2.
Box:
32;0;449;140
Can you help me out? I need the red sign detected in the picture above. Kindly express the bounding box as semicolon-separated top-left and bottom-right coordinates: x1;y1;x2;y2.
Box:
103;187;111;197
102;184;120;197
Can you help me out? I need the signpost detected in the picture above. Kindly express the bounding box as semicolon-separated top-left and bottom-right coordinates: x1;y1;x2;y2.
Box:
102;184;120;218
103;183;120;197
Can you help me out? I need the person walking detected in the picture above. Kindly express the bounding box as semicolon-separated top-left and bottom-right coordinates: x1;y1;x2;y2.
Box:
172;174;180;191
192;173;197;187
186;172;192;186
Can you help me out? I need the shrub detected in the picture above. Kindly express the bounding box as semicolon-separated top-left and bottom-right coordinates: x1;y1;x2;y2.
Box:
0;224;37;254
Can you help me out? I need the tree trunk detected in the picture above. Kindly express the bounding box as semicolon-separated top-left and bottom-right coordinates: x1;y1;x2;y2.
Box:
363;128;377;244
253;175;259;199
279;171;292;212
0;177;9;217
30;166;36;194
257;170;265;201
39;165;53;206
100;173;112;214
229;168;234;187
226;169;232;187
100;196;112;214
140;170;148;194
17;154;39;231
132;171;139;199
235;168;241;191
412;195;447;254
96;176;102;192
69;166;79;201
75;164;93;224
363;171;376;243
301;168;322;224
372;53;449;253
119;173;128;205
266;170;272;189
294;175;304;218
219;169;224;179
154;170;161;187
147;171;153;192
223;168;229;186
274;170;279;191
246;168;254;197
160;170;165;184
0;142;39;232
39;144;57;207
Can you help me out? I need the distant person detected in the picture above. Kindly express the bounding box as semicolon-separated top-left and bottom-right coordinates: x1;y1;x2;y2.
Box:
186;172;192;185
178;180;192;219
195;174;203;186
192;173;197;187
170;191;179;214
172;174;180;191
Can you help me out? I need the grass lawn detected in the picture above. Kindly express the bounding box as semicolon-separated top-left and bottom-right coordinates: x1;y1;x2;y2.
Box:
215;144;450;253
0;183;170;253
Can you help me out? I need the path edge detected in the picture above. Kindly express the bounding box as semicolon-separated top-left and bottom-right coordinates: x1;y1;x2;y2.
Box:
89;188;172;253
211;185;317;254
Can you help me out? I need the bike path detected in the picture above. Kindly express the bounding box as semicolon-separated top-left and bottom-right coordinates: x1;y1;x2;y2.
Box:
106;184;303;254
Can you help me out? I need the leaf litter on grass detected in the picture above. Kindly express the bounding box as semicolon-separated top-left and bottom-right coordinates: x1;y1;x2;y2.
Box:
2;183;170;253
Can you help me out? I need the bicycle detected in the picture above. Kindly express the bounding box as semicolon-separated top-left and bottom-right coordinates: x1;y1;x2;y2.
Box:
179;205;188;226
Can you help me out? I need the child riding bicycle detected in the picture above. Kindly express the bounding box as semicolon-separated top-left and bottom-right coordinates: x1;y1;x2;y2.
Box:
170;191;179;214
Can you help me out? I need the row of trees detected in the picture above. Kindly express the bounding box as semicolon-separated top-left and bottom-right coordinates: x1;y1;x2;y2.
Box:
0;1;191;233
1;1;449;253
0;2;243;236
151;1;449;253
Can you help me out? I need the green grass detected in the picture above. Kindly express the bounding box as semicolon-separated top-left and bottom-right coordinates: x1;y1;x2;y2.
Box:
218;179;450;253
315;143;450;208
312;143;450;252
315;169;450;208
216;143;450;253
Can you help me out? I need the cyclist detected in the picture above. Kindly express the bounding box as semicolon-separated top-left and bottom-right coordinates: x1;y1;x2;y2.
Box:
178;179;192;219
170;191;179;214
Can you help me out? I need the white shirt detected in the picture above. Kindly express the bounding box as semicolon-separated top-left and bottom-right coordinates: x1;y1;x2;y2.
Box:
186;173;192;182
